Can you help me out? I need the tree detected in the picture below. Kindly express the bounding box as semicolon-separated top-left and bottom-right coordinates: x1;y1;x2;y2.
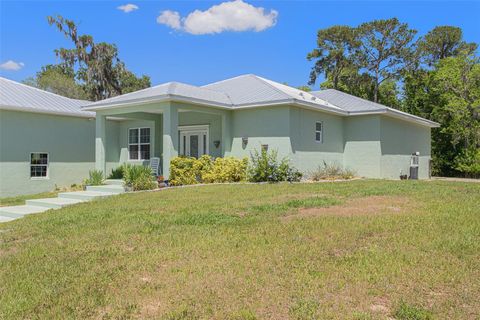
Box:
46;15;150;101
23;64;87;100
418;26;478;66
355;18;417;103
307;25;358;89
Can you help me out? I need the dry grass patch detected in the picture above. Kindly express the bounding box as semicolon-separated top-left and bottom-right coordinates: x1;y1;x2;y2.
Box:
282;195;411;221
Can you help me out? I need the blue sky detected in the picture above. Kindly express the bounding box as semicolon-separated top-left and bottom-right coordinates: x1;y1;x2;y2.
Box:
1;1;479;88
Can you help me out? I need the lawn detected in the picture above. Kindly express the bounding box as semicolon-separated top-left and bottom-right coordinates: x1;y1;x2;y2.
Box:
0;180;479;319
0;191;59;207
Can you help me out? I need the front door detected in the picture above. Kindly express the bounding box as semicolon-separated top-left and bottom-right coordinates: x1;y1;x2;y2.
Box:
179;126;209;158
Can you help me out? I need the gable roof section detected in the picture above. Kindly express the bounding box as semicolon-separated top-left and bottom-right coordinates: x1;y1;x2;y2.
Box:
87;81;233;108
312;88;439;127
0;77;93;117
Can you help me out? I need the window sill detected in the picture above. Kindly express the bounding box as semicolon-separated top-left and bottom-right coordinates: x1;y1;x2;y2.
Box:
30;177;50;180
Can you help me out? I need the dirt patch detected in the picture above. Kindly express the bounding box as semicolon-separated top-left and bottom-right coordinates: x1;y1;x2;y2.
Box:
282;195;411;221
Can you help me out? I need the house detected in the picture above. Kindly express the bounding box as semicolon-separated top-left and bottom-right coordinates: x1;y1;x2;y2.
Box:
83;74;439;181
0;74;438;197
0;77;113;197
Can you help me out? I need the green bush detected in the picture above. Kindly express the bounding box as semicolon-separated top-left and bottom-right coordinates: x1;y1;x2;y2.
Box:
123;164;157;191
84;170;104;186
107;166;124;179
309;161;356;180
169;155;249;186
201;156;248;183
454;147;480;178
169;157;199;186
247;149;302;182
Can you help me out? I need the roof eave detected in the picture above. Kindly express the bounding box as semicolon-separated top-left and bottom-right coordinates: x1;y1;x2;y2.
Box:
348;108;440;128
83;94;233;111
0;104;95;119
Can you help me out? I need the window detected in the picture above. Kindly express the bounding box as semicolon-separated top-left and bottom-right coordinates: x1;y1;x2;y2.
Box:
129;128;150;160
315;121;323;143
30;153;48;178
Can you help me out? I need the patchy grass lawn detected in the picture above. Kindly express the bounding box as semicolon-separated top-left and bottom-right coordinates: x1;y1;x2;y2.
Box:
0;180;479;319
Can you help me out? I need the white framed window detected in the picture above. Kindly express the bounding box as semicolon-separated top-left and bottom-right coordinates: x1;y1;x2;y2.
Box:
315;121;323;143
128;127;151;160
30;153;48;178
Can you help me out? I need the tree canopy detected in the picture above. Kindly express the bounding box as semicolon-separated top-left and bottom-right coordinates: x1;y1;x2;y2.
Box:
308;19;480;177
25;15;150;101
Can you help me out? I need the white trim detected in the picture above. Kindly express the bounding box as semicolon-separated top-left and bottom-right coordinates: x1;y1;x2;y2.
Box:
30;152;49;180
128;127;152;161
179;125;209;157
315;121;324;144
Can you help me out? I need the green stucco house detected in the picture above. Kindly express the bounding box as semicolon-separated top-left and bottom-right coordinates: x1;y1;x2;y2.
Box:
0;75;439;197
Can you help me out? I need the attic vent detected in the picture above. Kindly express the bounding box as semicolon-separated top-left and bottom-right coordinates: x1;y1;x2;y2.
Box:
299;92;304;98
311;96;316;101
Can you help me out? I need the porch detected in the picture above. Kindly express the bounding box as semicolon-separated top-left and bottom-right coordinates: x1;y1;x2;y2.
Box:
94;101;233;179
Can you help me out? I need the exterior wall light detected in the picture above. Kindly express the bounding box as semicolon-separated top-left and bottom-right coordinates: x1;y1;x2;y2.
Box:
242;137;248;146
214;140;220;148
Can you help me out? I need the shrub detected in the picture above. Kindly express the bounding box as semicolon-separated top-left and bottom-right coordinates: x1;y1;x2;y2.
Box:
202;156;248;183
107;166;124;179
169;157;199;186
248;149;302;182
123;164;157;191
309;161;356;180
169;155;249;186
84;170;104;186
454;147;480;178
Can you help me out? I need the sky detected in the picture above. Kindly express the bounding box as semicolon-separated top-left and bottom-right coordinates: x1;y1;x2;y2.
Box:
1;0;479;89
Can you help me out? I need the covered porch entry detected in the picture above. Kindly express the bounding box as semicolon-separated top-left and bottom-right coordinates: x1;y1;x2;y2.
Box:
94;101;232;179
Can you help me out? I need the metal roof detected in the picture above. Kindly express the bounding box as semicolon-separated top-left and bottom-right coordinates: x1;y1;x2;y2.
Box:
87;81;233;108
311;89;387;112
81;74;438;127
0;77;93;117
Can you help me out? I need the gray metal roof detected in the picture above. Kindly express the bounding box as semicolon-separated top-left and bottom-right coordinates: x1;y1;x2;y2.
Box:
203;74;342;111
311;89;387;112
88;81;233;108
0;77;93;117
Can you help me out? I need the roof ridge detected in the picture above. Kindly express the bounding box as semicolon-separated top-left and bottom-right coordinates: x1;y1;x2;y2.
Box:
246;75;292;100
0;76;90;103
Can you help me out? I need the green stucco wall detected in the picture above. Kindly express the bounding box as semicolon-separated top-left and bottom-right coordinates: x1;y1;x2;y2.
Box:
380;116;431;179
289;107;344;173
0;110;120;197
229;106;291;160
343;116;382;178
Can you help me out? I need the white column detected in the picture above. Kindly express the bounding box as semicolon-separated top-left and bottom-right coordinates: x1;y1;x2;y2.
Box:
162;104;178;179
221;111;232;156
95;114;106;175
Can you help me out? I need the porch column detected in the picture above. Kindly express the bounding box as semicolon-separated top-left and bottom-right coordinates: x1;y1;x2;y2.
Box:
95;114;106;175
162;104;178;179
221;111;233;156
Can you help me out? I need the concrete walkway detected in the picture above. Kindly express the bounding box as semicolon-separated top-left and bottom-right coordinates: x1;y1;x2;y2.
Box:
0;180;125;223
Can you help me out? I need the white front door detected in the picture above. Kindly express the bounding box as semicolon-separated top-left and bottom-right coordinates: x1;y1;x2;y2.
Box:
179;126;209;158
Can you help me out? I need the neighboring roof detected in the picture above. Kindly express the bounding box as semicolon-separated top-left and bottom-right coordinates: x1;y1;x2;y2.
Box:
312;88;439;127
0;77;93;117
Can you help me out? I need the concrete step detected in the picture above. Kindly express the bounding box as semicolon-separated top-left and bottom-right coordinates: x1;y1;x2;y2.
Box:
105;179;124;186
86;185;125;194
26;197;85;209
0;205;49;217
0;215;17;223
58;190;117;201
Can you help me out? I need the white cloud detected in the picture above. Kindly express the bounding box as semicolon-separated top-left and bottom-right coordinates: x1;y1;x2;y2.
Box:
117;4;139;13
0;60;25;71
157;0;278;35
156;10;182;30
